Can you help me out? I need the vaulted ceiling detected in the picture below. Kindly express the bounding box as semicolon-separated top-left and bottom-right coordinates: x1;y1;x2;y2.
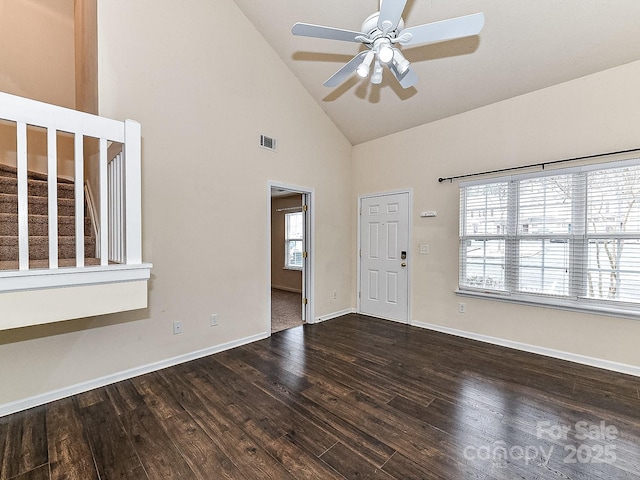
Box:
233;0;640;145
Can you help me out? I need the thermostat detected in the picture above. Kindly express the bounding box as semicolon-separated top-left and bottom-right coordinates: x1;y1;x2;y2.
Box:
420;211;437;217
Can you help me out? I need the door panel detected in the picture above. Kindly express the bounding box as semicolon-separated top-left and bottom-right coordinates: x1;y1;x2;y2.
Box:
387;222;398;258
368;270;379;300
387;272;398;304
369;223;379;258
360;192;409;322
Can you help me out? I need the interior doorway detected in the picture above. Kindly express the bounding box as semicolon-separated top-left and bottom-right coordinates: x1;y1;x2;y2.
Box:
269;183;313;333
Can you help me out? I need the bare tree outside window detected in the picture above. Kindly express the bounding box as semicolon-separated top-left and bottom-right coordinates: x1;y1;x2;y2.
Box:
587;167;640;301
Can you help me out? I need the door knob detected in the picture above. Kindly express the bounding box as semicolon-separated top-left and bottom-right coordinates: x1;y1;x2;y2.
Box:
401;262;407;267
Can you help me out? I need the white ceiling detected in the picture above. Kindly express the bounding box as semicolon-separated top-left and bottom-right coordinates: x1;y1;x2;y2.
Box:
233;0;640;145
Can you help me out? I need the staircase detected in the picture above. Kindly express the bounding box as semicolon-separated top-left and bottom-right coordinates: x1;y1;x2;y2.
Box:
0;163;96;270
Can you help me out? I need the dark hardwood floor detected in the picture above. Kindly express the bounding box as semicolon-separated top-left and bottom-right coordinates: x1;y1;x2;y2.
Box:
2;314;640;479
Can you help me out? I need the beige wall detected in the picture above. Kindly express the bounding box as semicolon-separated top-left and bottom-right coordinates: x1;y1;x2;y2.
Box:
0;0;76;177
0;0;75;108
0;0;352;407
352;60;640;368
74;0;97;114
271;195;303;292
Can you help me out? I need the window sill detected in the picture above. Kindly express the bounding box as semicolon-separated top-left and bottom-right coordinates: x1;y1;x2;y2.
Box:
455;288;640;320
283;266;302;271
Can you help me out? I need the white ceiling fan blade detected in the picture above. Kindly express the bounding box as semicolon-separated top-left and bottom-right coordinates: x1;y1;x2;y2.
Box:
378;0;408;32
389;63;418;89
292;23;366;43
398;12;485;47
323;51;369;87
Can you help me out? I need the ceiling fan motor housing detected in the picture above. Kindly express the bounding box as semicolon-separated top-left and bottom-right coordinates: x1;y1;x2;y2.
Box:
361;12;404;41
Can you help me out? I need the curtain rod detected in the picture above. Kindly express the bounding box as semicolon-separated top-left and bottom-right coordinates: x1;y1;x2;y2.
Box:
275;206;302;213
437;147;640;183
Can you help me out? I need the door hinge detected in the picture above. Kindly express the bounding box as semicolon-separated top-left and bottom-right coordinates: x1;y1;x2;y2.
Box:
303;298;308;305
303;251;308;259
358;291;361;298
359;249;362;257
303;204;308;212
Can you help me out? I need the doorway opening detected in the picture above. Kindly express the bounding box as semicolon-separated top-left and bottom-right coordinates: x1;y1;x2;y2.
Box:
269;183;313;333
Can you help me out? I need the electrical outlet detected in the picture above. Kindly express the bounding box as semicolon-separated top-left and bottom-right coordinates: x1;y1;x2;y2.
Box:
333;290;337;300
210;314;219;326
458;303;466;314
173;321;183;334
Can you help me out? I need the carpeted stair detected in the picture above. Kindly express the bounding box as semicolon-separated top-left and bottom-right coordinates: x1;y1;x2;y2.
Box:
0;164;96;270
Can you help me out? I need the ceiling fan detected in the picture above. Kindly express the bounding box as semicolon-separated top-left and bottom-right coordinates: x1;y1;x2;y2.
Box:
291;0;484;89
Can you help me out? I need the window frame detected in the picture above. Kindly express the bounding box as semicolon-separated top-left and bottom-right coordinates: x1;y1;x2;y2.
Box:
458;158;640;319
284;211;304;270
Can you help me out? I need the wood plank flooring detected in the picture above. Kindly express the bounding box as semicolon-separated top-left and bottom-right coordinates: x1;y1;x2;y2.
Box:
1;314;640;479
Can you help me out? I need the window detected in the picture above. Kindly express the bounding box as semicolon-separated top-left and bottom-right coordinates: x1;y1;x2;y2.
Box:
459;159;640;316
285;212;304;269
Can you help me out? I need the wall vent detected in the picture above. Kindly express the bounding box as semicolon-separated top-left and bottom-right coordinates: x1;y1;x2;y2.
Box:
260;134;277;152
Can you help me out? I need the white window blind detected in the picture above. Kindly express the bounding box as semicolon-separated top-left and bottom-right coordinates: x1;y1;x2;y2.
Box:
459;159;640;315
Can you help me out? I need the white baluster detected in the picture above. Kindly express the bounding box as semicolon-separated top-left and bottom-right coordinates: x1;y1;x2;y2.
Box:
118;153;124;262
74;134;84;267
99;138;108;266
47;128;58;269
17;122;28;270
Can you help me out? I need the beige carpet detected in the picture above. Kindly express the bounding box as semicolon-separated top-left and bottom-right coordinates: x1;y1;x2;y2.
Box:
0;164;96;269
271;288;304;333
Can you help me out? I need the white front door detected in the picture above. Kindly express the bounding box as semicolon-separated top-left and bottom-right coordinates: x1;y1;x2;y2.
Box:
359;192;410;323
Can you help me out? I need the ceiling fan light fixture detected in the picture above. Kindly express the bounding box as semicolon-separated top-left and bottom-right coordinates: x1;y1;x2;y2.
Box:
356;64;370;78
356;51;375;78
392;49;410;75
377;43;394;64
371;60;383;84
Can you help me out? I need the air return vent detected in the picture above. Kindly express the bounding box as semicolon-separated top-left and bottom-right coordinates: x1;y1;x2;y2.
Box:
260;134;277;152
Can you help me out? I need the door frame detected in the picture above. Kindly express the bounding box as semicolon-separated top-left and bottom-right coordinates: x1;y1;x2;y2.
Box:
357;189;412;324
267;181;315;330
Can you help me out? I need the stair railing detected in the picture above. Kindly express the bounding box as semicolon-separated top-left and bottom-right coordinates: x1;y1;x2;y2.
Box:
0;91;142;272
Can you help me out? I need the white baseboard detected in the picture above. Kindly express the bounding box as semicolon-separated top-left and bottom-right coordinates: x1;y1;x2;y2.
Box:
411;320;640;378
314;308;355;324
0;331;269;418
271;285;302;294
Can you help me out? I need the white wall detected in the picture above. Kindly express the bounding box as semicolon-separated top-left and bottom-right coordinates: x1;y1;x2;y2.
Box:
0;0;352;408
352;60;640;370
